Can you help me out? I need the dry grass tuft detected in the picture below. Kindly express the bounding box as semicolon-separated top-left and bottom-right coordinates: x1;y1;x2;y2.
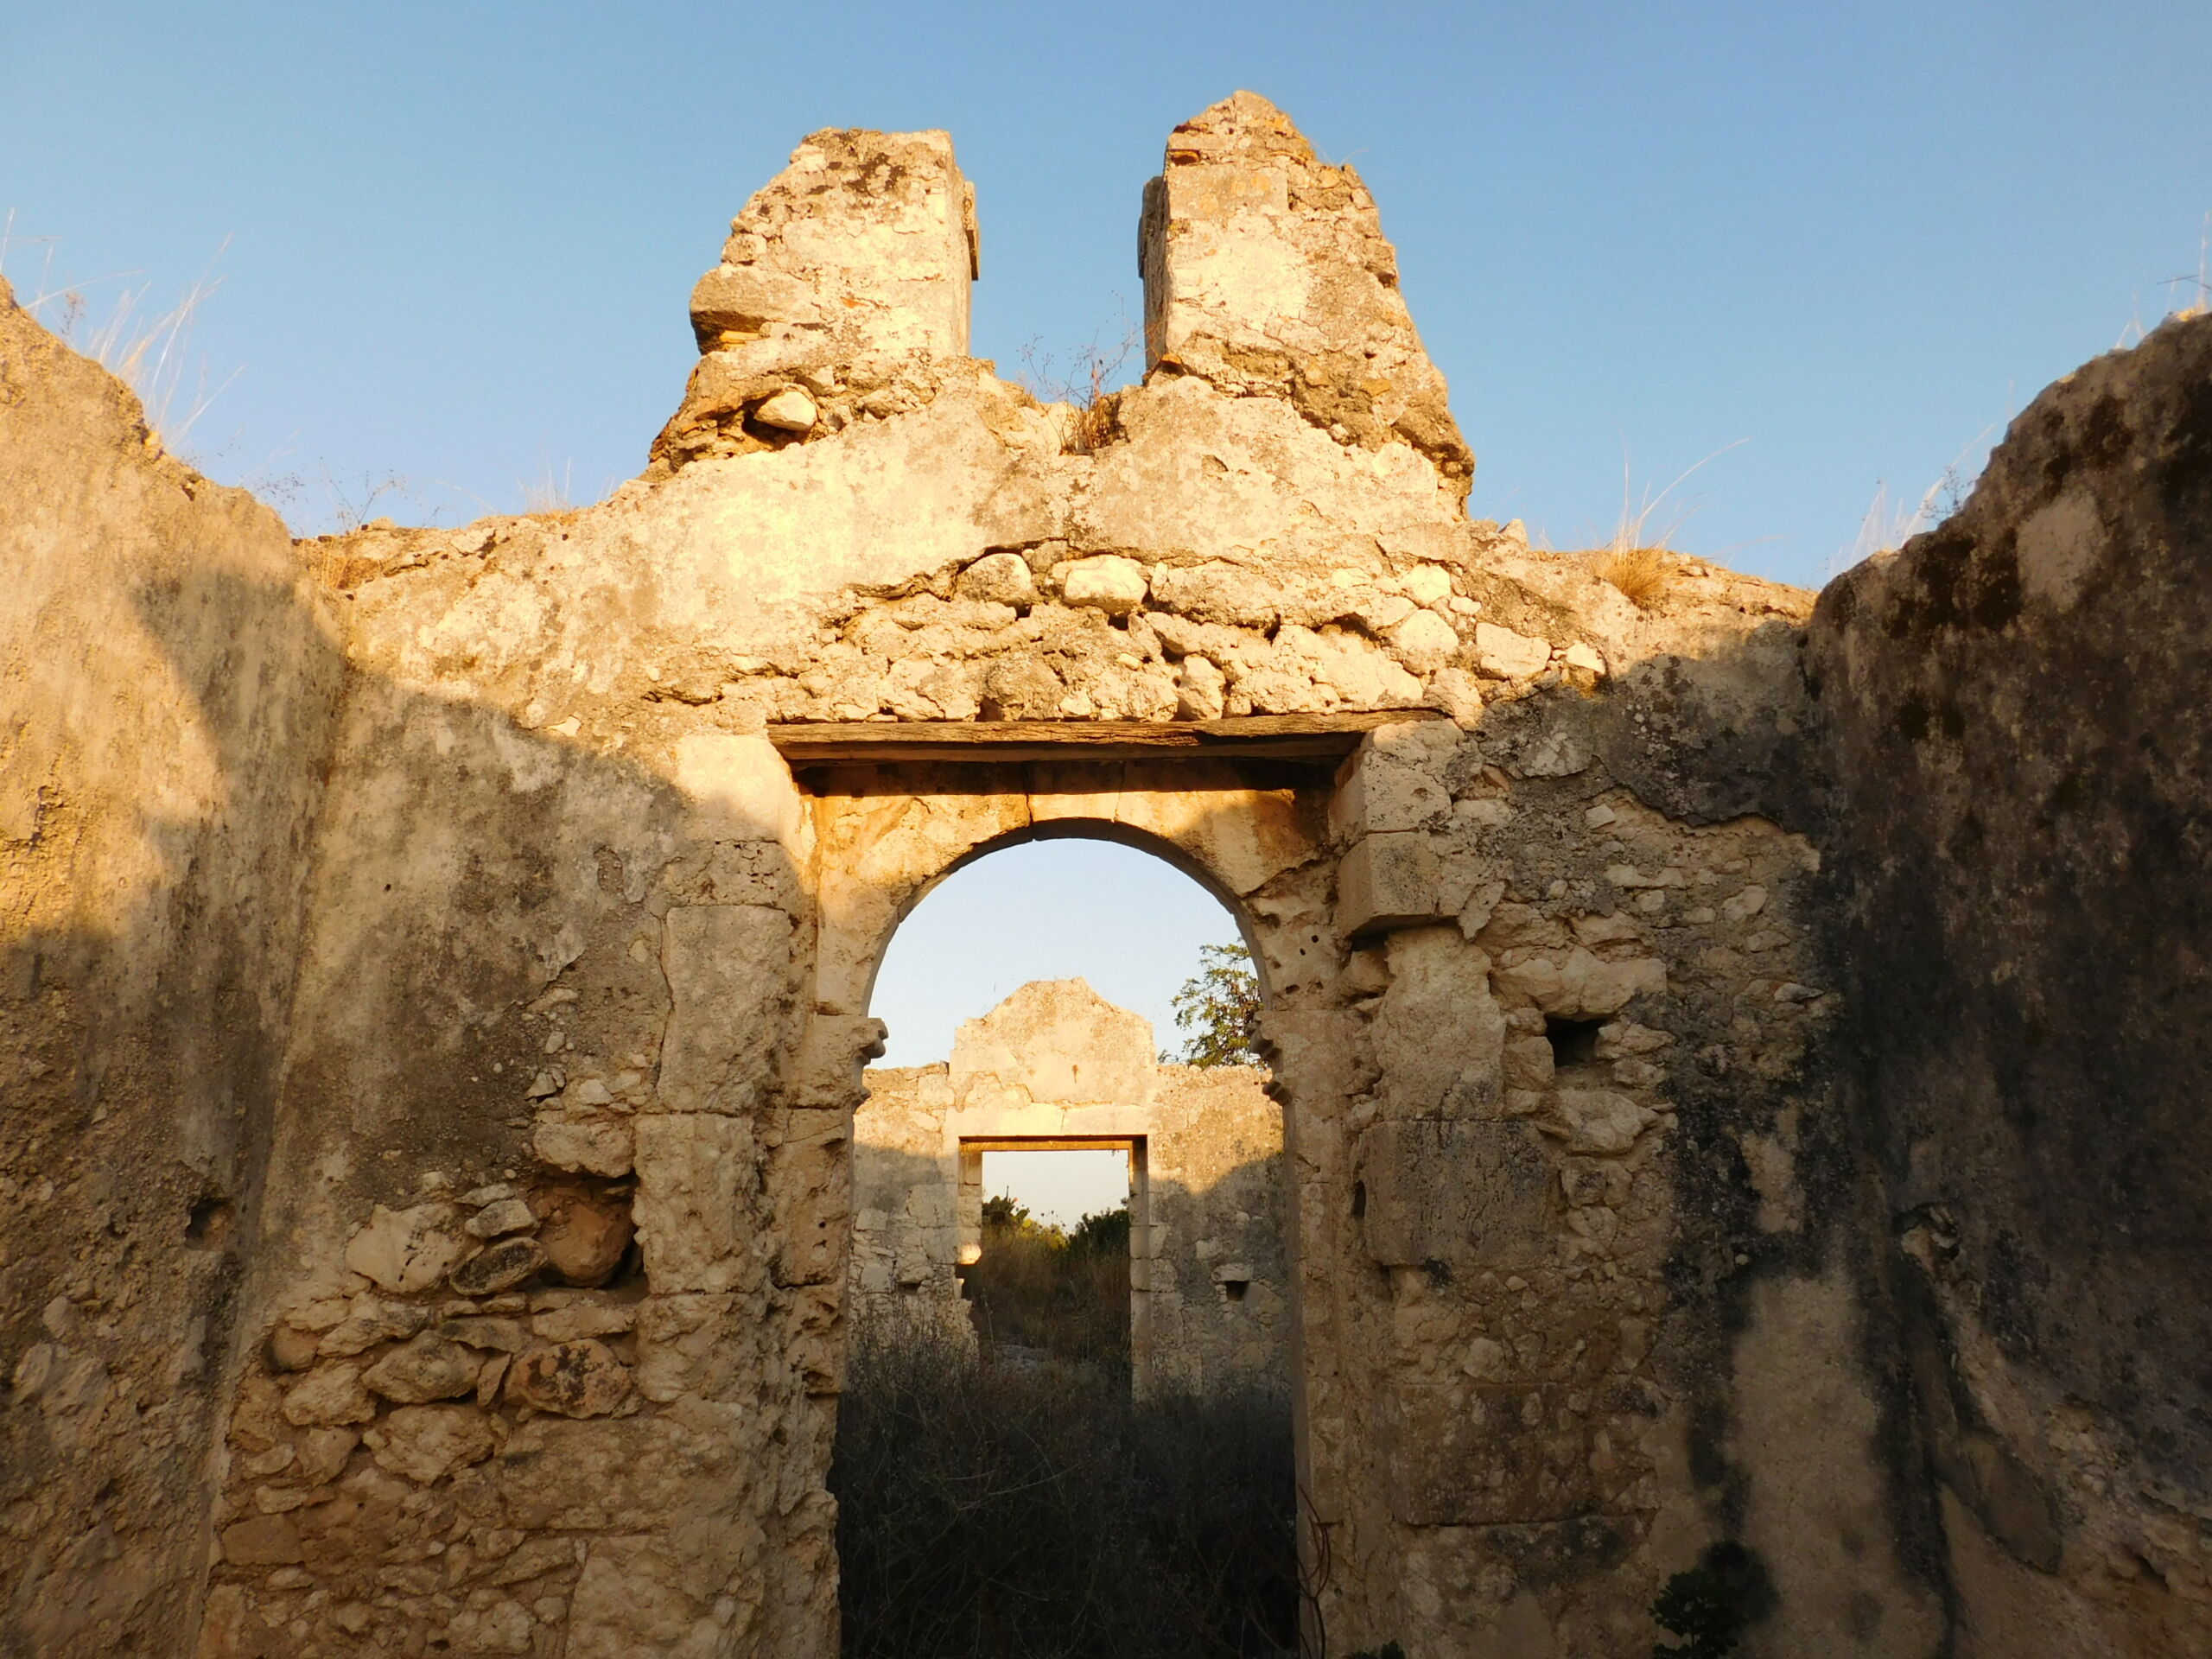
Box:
1585;438;1749;610
3;222;239;454
1593;543;1673;608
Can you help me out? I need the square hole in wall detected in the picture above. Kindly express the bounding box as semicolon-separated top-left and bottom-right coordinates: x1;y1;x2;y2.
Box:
1545;1016;1604;1067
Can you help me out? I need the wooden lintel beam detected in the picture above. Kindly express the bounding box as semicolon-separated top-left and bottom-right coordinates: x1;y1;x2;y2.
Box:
766;709;1445;766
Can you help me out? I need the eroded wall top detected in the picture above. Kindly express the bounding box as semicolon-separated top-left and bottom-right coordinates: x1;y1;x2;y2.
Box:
1141;91;1474;495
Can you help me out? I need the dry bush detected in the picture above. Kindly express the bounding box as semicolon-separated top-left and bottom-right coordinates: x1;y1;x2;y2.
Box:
1016;310;1138;455
832;1315;1297;1659
1593;543;1672;608
961;1198;1131;1365
1587;439;1750;609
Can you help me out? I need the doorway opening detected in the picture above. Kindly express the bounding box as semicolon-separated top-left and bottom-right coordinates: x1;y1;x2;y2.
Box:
830;834;1300;1658
959;1139;1138;1380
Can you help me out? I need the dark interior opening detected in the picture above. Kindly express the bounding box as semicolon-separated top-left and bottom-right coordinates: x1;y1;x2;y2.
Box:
1546;1015;1605;1067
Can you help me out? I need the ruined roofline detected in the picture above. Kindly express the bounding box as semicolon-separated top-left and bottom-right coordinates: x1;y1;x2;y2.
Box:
654;92;1475;495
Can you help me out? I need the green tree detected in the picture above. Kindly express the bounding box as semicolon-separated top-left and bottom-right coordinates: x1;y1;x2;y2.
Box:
1168;943;1262;1066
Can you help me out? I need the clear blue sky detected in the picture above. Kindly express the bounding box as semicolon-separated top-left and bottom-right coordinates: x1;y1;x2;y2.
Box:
8;4;2205;1222
7;2;2208;582
872;841;1237;1224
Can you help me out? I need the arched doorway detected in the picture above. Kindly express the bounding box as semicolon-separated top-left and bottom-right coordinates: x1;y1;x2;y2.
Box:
823;816;1303;1657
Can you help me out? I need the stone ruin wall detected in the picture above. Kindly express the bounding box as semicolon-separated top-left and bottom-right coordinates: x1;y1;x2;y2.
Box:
0;86;2204;1659
849;977;1292;1398
1808;313;2212;1657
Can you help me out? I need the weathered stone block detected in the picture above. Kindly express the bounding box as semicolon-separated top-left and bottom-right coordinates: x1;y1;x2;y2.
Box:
1336;832;1442;936
671;732;806;853
1383;1382;1593;1524
343;1204;465;1294
632;1113;758;1294
1061;555;1148;615
364;1403;499;1484
949;979;1154;1104
1329;729;1452;842
1475;621;1551;679
657;903;798;1113
1355;1118;1549;1268
1373;926;1506;1117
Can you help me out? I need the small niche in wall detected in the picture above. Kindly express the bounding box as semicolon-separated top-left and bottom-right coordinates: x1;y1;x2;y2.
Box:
1545;1015;1605;1067
1222;1279;1249;1302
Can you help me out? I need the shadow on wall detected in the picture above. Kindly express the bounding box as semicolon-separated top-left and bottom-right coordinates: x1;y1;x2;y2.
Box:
0;551;356;1653
1;549;793;1652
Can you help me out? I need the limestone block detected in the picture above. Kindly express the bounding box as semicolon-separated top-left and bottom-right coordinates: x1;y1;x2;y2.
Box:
1542;1089;1658;1154
671;733;805;854
296;1427;359;1485
1475;621;1550;680
786;1013;889;1109
317;1295;429;1359
219;1515;304;1567
689;262;826;334
531;1300;635;1342
657;903;798;1113
1402;565;1454;607
1355;1119;1549;1268
1388;608;1459;674
753;385;818;433
1174;654;1227;720
569;1535;731;1659
363;1335;481;1404
532;1183;636;1287
344;1204;466;1294
446;1599;534;1655
506;1340;632;1418
688;126;973;359
466;1198;537;1238
1140;92;1473;489
448;1237;547;1296
534;1113;635;1178
1149;561;1281;629
436;1316;530;1353
282;1363;377;1428
1427;666;1484;726
1384;1381;1592;1524
1336;832;1442;937
1329;728;1453;842
769;1109;851;1287
364;1403;498;1484
956;551;1036;607
1491;947;1665;1017
633;1113;758;1294
1373;926;1507;1117
634;1293;751;1403
1061;555;1148;615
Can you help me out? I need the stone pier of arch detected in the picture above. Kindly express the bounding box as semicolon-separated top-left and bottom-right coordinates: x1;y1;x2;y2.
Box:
4;88;2209;1659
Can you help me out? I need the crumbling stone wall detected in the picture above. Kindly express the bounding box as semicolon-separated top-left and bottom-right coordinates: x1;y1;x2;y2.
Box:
1809;311;2212;1658
849;978;1290;1397
6;86;2202;1659
0;279;346;1656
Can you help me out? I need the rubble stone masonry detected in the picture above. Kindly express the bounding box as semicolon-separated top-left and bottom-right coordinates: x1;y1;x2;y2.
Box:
0;88;2205;1659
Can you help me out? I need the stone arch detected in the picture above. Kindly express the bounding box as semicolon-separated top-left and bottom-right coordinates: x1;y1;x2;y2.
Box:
804;760;1337;1027
863;815;1272;1009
